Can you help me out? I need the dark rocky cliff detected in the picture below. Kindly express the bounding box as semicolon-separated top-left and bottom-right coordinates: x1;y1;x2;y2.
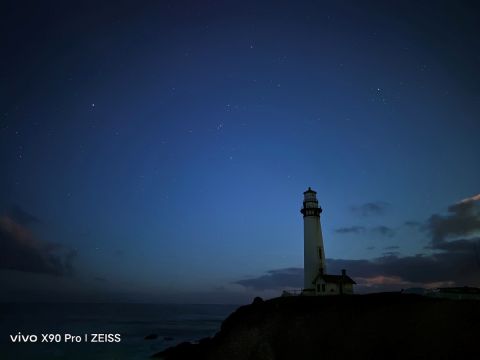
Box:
153;293;480;360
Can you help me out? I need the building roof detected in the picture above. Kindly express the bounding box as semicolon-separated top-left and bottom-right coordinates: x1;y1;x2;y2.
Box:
313;273;357;285
304;187;316;194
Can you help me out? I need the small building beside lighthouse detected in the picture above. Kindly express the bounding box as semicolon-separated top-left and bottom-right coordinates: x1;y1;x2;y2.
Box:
301;187;355;295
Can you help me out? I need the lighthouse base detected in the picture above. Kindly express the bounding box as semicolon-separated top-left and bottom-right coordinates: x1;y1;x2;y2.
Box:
307;270;356;296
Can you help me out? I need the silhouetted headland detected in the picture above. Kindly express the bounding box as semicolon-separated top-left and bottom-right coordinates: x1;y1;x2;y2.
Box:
152;293;480;360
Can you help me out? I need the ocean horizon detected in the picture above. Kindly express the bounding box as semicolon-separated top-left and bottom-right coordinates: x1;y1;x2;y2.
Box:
0;302;239;360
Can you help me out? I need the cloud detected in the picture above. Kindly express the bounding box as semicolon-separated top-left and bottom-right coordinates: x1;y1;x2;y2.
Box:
351;201;389;216
384;246;399;250
332;238;480;286
235;233;480;291
459;194;480;203
335;226;366;234
382;251;400;257
234;236;480;292
234;268;303;291
427;193;480;246
0;215;76;276
372;225;396;237
335;225;395;237
7;205;39;225
355;275;411;287
404;221;421;228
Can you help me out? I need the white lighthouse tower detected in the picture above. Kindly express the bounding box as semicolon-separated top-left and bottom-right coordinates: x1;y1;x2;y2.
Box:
299;187;356;295
301;187;326;290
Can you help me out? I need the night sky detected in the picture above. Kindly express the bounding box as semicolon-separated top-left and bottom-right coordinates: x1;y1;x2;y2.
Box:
1;0;479;303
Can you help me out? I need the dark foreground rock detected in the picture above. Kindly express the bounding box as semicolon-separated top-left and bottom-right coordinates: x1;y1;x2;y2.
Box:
152;293;480;360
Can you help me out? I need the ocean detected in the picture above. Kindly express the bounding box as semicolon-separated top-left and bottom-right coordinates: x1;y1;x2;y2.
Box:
0;302;238;360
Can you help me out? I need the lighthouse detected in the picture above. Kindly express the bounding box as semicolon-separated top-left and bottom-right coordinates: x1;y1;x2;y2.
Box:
301;187;326;290
300;187;356;295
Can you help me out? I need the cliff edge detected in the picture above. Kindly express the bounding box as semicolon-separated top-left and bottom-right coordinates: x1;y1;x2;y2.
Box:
153;293;480;360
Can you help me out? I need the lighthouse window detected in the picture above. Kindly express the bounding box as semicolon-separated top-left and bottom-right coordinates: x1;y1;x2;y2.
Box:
318;248;322;258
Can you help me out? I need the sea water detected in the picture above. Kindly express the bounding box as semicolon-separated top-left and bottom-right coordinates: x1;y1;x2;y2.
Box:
0;302;238;360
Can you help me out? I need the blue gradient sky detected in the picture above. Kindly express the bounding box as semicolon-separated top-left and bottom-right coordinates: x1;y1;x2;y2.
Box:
1;0;479;303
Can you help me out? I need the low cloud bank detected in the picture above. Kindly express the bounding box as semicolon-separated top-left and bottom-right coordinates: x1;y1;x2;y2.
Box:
0;208;76;276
